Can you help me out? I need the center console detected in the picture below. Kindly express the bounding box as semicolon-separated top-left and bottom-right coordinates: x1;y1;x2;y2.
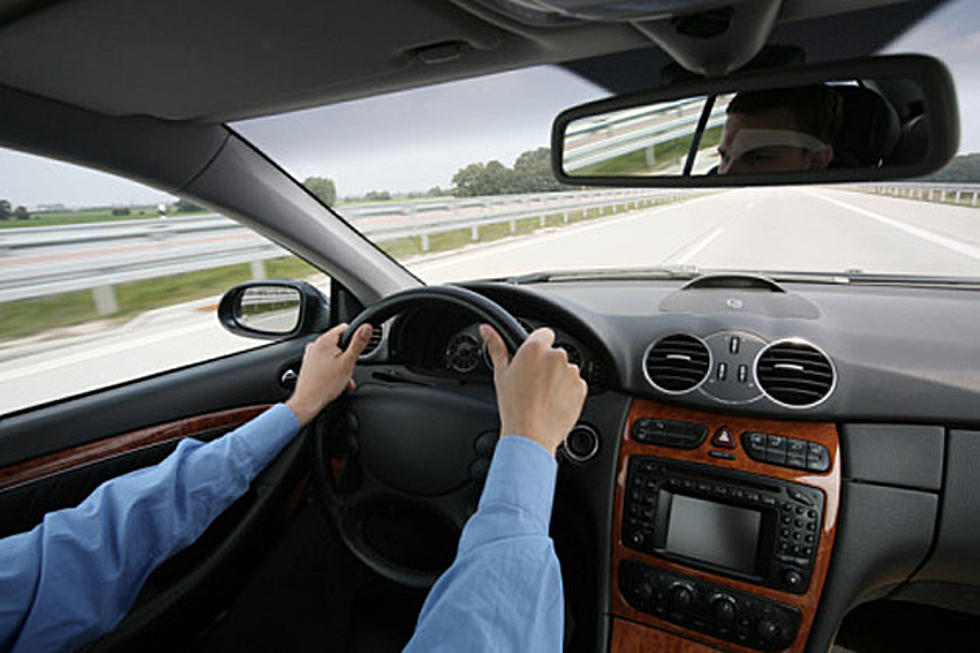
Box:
610;400;840;653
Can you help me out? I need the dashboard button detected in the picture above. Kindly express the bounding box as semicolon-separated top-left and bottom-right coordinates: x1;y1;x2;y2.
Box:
806;442;831;472
711;425;736;449
729;336;740;354
783;570;804;588
737;364;748;383
717;362;728;380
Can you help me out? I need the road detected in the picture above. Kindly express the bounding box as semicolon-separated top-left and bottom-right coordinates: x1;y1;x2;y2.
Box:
2;186;978;415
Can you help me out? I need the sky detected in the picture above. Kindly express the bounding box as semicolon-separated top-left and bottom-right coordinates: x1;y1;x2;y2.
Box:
2;0;980;208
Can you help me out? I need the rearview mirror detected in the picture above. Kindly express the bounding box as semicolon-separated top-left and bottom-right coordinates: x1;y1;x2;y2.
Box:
552;55;958;187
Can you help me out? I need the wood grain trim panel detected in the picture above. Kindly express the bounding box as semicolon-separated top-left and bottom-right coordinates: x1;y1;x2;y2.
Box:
0;404;272;492
611;399;841;653
612;618;722;652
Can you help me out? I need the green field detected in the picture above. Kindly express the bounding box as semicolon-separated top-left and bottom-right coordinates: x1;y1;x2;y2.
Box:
0;208;211;229
1;195;456;230
0;257;319;341
0;196;683;342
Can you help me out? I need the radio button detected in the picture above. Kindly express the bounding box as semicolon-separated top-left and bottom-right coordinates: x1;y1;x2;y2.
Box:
783;570;804;588
788;488;814;506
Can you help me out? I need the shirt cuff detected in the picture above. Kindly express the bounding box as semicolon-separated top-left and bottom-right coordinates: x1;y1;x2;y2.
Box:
233;403;301;477
478;435;558;533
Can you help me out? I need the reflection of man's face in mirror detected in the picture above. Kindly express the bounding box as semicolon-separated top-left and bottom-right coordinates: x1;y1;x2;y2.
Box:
717;86;842;175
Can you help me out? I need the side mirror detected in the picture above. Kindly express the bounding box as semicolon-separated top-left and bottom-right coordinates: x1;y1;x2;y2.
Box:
218;280;329;340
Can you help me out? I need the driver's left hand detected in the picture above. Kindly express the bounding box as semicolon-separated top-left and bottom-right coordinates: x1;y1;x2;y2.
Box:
286;322;374;426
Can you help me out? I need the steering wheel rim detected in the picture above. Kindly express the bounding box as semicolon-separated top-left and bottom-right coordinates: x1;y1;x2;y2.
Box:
318;285;529;587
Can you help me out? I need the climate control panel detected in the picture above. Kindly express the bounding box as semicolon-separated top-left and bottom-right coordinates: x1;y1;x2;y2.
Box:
619;559;801;651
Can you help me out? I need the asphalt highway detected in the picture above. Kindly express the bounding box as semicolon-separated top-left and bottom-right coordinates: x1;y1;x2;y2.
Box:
2;186;978;415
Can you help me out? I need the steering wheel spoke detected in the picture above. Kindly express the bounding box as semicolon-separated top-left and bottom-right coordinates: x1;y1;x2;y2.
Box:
313;285;526;587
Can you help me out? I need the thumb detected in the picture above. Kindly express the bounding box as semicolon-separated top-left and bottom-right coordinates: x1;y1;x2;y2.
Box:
479;324;509;375
341;323;374;364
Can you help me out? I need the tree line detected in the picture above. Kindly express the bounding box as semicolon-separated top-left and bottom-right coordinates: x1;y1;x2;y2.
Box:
920;152;980;182
451;147;564;197
0;200;30;221
300;147;565;206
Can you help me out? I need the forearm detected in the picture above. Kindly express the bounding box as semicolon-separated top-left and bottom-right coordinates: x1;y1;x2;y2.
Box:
404;435;564;652
0;403;299;653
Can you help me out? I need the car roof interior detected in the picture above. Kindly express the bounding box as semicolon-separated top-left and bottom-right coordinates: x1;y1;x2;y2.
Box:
0;0;949;124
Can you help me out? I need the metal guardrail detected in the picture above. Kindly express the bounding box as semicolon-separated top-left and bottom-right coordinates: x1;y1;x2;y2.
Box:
564;97;705;137
857;182;980;206
565;113;727;171
0;188;693;307
562;95;733;172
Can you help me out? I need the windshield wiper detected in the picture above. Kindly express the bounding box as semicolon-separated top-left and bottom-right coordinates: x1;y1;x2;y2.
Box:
499;265;700;285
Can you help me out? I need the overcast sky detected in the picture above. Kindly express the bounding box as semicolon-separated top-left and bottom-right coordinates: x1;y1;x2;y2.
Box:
2;0;979;208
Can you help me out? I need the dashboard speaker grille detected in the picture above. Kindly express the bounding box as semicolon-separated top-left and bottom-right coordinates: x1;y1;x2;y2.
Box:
756;341;834;407
645;334;710;392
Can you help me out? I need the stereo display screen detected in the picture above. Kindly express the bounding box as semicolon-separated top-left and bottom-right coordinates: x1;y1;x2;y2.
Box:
661;493;761;574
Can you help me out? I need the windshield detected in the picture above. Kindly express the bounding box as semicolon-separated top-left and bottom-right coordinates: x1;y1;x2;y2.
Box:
233;0;980;285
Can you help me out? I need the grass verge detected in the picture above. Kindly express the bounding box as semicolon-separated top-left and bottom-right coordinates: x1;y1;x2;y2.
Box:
0;195;687;343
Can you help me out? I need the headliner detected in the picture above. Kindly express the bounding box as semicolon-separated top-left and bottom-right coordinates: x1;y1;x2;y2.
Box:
0;0;947;123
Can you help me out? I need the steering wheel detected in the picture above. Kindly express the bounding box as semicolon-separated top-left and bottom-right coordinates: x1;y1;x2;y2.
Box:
313;286;529;587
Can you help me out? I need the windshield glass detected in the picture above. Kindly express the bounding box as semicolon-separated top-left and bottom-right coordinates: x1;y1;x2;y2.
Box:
234;0;980;285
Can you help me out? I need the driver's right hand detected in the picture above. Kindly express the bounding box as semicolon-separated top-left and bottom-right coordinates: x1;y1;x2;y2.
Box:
481;324;588;456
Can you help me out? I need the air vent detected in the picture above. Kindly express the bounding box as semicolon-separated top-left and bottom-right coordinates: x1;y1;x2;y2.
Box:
361;324;384;356
644;334;710;393
756;340;835;408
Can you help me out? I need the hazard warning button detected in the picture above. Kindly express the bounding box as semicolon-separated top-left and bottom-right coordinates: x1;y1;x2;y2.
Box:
711;425;736;449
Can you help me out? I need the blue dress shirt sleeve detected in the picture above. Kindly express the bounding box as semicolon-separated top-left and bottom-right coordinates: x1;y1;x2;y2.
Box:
0;402;299;653
403;434;564;653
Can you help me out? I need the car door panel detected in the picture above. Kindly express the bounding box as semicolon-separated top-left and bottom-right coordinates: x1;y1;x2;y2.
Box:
0;335;314;649
0;338;306;467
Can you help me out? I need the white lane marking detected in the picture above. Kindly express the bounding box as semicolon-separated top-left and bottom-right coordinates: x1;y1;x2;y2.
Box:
0;319;219;383
672;227;724;264
802;189;980;261
409;192;727;273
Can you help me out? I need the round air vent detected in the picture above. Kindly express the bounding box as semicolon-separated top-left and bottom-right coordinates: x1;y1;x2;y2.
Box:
643;333;711;393
755;340;835;408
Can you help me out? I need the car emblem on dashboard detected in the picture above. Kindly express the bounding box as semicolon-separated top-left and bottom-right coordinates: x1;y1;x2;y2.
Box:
726;298;744;310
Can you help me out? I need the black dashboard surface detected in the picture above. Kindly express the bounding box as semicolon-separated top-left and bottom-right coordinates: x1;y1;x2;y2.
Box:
441;278;980;424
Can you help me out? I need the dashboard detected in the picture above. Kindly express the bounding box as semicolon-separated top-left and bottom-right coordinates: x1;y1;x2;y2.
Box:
356;274;980;653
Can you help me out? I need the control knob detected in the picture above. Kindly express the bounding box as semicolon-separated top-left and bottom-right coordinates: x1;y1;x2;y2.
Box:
758;619;781;643
711;596;737;624
670;583;695;610
634;582;653;602
783;569;804;588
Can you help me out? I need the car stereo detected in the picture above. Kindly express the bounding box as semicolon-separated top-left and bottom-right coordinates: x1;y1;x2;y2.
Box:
622;456;824;594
